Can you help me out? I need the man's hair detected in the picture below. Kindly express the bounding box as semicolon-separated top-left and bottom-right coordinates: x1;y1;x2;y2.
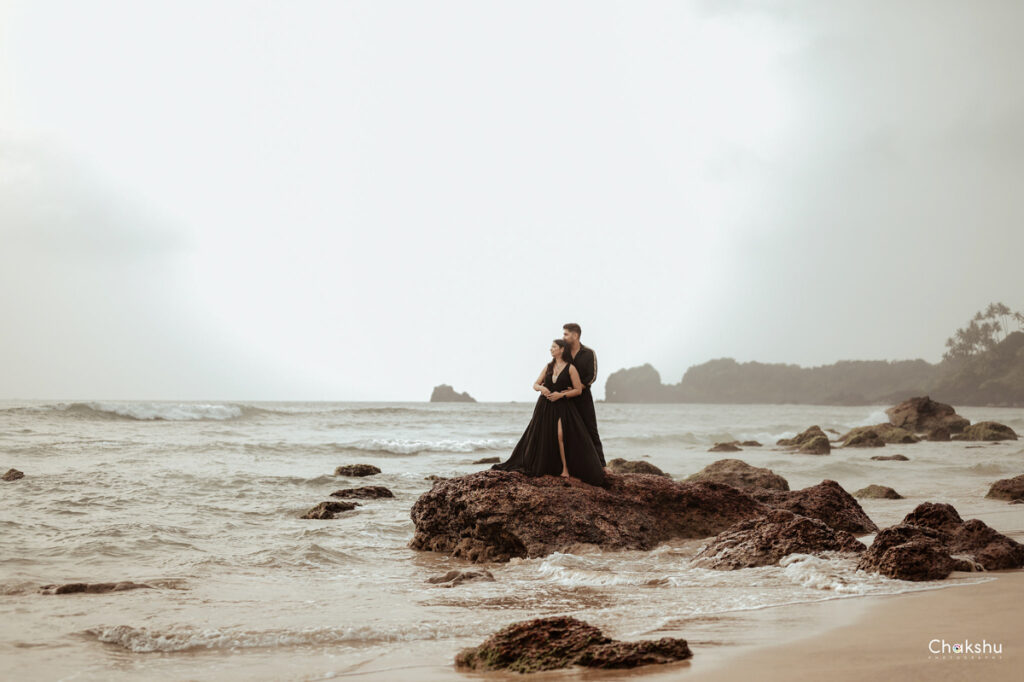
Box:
563;322;582;337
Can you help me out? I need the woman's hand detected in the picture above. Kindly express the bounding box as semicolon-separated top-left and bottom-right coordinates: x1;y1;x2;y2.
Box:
539;386;552;396
546;391;562;402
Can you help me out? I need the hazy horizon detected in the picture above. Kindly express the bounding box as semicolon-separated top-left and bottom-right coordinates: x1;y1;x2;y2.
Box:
3;0;1023;402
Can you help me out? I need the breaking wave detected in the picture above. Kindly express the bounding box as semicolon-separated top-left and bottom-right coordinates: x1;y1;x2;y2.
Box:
338;438;516;455
11;402;276;421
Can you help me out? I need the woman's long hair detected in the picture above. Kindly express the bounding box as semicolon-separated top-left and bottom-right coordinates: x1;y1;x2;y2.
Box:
548;338;572;370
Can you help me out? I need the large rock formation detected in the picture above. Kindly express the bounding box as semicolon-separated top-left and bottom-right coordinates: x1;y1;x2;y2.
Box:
777;426;831;454
607;458;669;477
857;502;1024;580
691;509;865;569
430;384;477;403
751;480;877;534
952;421;1018;441
454;616;692;672
684;459;789;492
885;396;969;434
986;474;1024;501
409;470;766;562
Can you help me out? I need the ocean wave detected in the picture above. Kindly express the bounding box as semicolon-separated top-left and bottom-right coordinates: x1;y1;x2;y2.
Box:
610;433;701;447
83;620;482;653
14;401;275;421
338;438;516;455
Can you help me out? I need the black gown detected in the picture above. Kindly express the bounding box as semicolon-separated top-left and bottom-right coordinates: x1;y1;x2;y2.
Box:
491;362;607;486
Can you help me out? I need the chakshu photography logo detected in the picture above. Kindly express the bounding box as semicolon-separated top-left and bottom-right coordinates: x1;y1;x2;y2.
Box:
928;637;1004;660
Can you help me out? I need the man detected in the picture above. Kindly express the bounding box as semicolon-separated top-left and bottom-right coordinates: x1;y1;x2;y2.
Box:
562;322;606;467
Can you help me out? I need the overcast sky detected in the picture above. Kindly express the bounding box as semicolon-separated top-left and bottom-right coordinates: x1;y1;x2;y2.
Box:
2;1;1022;401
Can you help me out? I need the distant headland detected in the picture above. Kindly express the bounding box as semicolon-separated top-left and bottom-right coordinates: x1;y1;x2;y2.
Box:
606;303;1024;407
430;384;477;403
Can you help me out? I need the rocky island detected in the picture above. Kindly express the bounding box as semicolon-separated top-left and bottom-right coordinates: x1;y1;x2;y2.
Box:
429;384;476;402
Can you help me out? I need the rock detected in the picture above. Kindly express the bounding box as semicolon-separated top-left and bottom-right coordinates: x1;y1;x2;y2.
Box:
854;484;903;499
952;421;1018;441
334;464;381;477
409;470;765;563
472;456;501;464
607;458;669;477
709;442;742;452
885;396;969;434
454;616;692;672
856;525;959;581
739;440;763;447
777;426;831;455
799;435;832;454
926;427;951;441
685;459;789;492
39;581;152;595
426;569;495;587
986;474;1024;501
691;509;865;569
900;502;964;534
330;486;393;499
2;468;24;481
842;429;886;448
870;454;909;461
425;474;448;482
300;500;360;519
947;518;1024;570
839;424;919;445
430;384;476;402
752;480;878;534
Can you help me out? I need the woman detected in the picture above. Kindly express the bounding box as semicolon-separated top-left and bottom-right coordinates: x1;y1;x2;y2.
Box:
491;339;606;486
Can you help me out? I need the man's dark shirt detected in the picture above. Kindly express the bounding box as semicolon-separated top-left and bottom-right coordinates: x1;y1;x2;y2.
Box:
570;344;597;389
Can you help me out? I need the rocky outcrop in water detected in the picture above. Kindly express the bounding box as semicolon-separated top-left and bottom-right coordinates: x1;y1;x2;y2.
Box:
330;486;393;499
300;500;360;519
870;454;909;461
986;474;1024;501
430;384;477;402
840;429;886;448
854;484;903;499
39;581;152;595
334;464;381;477
2;468;24;481
691;509;865;569
926;427;951;441
454;616;692;672
777;426;831;454
607;458;669;477
839;424;919;445
426;569;495;587
885;396;969;434
952;421;1018;441
685;459;789;492
708;442;741;452
473;456;501;464
409;470;765;562
751;480;877;534
857;502;1024;580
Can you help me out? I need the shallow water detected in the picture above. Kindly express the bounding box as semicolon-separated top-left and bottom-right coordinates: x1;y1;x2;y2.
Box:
2;400;1022;680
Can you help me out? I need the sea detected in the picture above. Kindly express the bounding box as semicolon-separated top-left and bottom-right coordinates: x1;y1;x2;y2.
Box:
2;399;1023;680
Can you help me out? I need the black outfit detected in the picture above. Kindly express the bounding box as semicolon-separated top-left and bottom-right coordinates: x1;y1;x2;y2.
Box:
492;362;606;486
569;344;605;465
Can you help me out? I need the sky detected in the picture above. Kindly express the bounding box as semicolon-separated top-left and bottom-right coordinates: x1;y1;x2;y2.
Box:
1;0;1022;401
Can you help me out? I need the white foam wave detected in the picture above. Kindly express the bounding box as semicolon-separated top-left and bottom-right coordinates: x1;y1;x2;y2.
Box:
58;401;246;421
851;409;890;428
85;620;480;653
341;438;515;455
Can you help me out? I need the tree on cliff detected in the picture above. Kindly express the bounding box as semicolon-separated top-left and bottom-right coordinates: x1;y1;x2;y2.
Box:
943;302;1024;361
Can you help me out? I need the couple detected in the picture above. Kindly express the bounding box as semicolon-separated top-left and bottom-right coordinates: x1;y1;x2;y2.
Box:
492;323;607;486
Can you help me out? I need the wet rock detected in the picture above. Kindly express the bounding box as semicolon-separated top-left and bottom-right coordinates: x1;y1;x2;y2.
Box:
926;427;951;441
425;474;448;482
857;525;958;581
952;421;1018;441
885;396;969;434
685;459;789;492
426;569;495;587
334;464;381;477
901;502;964;534
777;426;831;454
708;442;742;452
2;468;24;481
839;424;919;445
607;458;669;477
409;470;765;563
739;440;763;447
39;581;152;595
752;480;878;534
454;616;692;672
330;486;394;499
854;484;903;499
870;454;910;461
986;474;1024;502
472;456;501;464
691;509;865;569
842;429;886;448
300;500;360;519
947;519;1024;570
